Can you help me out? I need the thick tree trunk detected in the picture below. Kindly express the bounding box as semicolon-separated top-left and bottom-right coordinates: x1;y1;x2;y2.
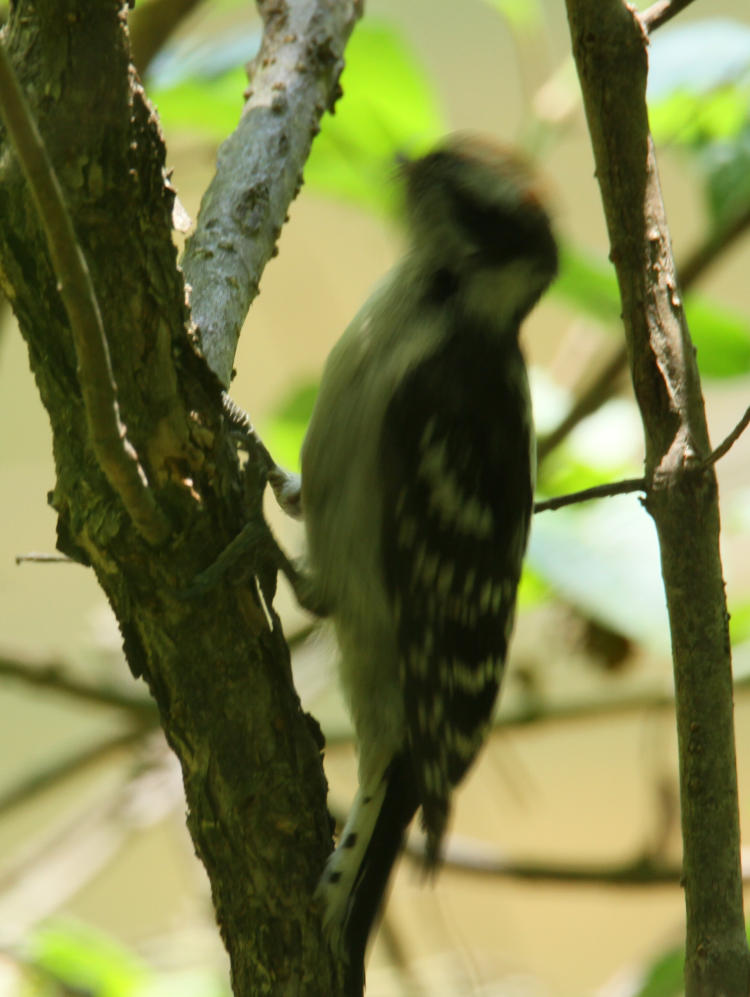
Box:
0;2;348;993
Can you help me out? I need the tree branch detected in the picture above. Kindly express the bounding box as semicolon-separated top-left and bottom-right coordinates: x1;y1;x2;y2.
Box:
533;476;645;513
641;0;699;33
565;3;749;994
0;40;170;546
535;398;749;513
0;652;157;716
426;839;685;886
703;405;750;468
181;0;363;386
0;3;353;992
0;725;156;820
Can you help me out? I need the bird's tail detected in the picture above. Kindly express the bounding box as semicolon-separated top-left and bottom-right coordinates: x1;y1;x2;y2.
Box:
316;752;419;997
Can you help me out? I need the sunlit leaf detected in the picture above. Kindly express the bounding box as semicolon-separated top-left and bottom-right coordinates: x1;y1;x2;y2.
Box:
150;68;249;141
729;598;750;646
146;21;260;138
28;921;150;997
517;563;551;608
649;86;749;145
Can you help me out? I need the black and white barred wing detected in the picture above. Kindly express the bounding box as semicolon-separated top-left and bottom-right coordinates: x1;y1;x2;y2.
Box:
379;335;534;861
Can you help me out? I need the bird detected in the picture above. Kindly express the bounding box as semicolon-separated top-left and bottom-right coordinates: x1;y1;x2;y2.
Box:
296;135;558;995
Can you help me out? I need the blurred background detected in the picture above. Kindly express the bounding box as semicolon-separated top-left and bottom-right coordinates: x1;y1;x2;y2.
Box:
1;0;750;994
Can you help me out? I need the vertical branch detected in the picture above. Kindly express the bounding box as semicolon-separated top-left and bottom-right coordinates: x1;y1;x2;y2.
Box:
564;2;749;995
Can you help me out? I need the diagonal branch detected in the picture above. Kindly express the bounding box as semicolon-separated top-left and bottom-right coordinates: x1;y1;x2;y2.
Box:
533;476;646;513
538;202;750;463
0;652;157;716
0;725;157;821
704;404;750;467
181;0;363;387
0;41;170;546
641;0;699;33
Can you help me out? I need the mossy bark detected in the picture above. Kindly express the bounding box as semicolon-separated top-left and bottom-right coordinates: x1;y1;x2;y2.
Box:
0;3;342;993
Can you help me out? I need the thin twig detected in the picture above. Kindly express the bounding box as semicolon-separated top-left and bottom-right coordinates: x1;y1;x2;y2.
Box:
0;653;157;716
703;405;750;468
15;552;75;564
0;724;157;820
641;0;699;33
0;41;170;546
414;838;682;885
533;476;646;513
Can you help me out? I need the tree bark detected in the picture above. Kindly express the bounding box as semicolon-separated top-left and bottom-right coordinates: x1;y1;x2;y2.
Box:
0;1;359;993
564;2;749;994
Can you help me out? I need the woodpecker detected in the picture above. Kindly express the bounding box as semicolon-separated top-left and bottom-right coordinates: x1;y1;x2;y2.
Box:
297;135;557;995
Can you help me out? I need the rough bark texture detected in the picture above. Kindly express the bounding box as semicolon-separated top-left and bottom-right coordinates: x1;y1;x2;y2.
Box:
0;1;359;993
564;2;749;995
181;0;362;387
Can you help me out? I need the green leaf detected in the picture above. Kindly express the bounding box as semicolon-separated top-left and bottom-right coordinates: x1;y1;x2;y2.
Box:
631;944;684;997
517;564;551;608
150;67;250;141
686;293;750;377
261;381;318;472
729;598;750;646
645;21;750;229
554;245;750;379
649;86;749;146
28;921;150;997
303;21;446;214
554;244;621;325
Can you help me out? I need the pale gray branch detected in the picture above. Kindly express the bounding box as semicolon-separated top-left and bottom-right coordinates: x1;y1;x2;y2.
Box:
182;0;363;386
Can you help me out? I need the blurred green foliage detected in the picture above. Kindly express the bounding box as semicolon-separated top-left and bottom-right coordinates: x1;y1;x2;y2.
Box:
19;921;229;997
